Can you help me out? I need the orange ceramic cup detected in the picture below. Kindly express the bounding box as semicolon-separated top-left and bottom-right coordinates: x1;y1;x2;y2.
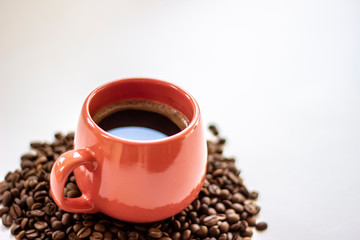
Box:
50;78;207;223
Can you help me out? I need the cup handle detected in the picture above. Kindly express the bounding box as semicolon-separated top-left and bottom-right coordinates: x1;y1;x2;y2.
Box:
50;148;98;213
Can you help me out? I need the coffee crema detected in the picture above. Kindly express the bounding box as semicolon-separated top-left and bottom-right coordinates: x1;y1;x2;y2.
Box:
92;99;190;140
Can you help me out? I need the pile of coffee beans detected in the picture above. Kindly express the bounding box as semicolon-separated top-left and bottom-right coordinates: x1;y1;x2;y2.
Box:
0;125;267;240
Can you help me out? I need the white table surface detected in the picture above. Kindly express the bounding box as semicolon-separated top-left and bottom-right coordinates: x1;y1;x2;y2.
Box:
1;1;360;239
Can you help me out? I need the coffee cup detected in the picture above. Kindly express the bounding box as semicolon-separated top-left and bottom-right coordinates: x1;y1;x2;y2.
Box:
50;78;207;223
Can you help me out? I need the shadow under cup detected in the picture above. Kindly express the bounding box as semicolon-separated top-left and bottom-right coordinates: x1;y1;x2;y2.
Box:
71;78;207;222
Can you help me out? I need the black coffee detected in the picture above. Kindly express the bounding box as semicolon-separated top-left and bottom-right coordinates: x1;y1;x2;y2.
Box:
93;100;189;141
98;109;181;140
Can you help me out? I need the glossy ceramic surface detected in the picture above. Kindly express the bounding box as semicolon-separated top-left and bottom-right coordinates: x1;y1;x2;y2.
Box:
50;78;207;223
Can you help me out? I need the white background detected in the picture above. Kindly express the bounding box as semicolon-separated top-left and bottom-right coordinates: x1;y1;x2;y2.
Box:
1;1;360;239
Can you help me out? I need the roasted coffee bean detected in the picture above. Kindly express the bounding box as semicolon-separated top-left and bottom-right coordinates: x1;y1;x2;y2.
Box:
15;230;26;240
182;229;191;239
209;125;219;135
0;207;9;216
196;226;208;238
61;213;72;226
73;223;83;233
34;221;48;231
52;220;63;230
30;209;45;217
246;216;257;227
160;237;171;240
230;221;242;231
90;231;103;240
2;214;13;227
26;196;34;208
94;223;106;232
171;219;181;231
20;217;28;229
34;190;47;201
203;215;219;227
67;189;81;198
9;204;22;219
208;207;217;215
255;221;268;231
148;227;162;238
227;213;240;224
220;221;230;232
218;233;227;240
2;190;12;206
208;225;220;237
215;202;226;213
43;202;57;215
30;202;43;210
11;224;21;235
52;230;66;240
77;227;92;239
244;201;260;215
231;193;246;204
10;188;20;198
25;229;39;239
242;227;253;237
190;223;200;233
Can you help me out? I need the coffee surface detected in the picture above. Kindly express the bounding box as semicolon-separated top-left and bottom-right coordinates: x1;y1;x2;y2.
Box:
92;100;190;140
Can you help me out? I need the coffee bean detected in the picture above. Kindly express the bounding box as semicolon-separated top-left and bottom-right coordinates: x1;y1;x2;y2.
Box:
89;231;103;240
255;221;268;231
231;193;246;203
43;202;57;215
67;189;81;198
209;125;219;136
15;230;26;240
26;196;34;208
232;203;244;213
0;207;9;216
190;223;200;233
148;227;162;238
9;204;22;219
2;191;12;206
242;227;253;237
33;221;48;231
218;233;227;240
244;201;260;215
51;220;63;230
196;225;208;238
25;229;39;239
227;213;240;224
182;229;191;240
31;202;43;210
34;190;48;201
11;224;21;235
209;207;218;216
20;218;28;229
230;221;242;231
77;227;91;239
208;225;220;237
2;214;13;227
53;230;66;240
219;221;230;232
246;215;257;227
203;215;219;227
215;202;226;213
171;219;181;231
61;213;72;226
94;222;106;232
31;209;45;217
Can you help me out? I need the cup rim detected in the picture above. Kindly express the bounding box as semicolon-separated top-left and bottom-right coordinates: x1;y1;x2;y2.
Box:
83;78;201;145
